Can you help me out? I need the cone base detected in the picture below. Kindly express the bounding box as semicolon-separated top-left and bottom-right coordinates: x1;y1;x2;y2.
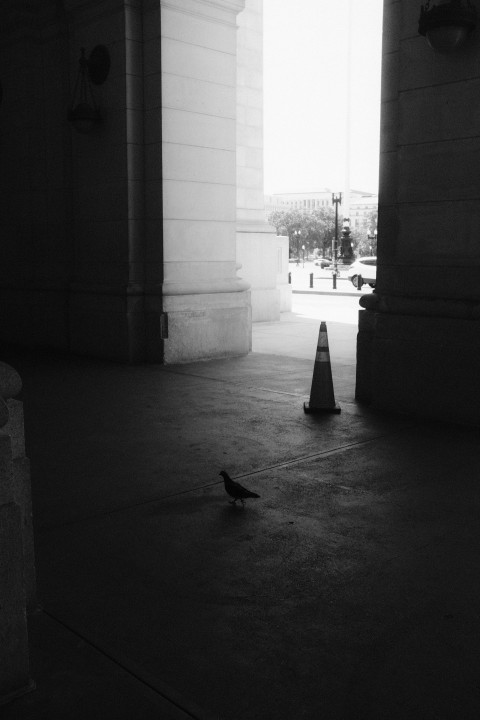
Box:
303;401;341;414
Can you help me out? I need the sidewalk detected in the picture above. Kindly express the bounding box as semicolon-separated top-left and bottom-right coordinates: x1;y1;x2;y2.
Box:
288;262;375;297
3;316;480;719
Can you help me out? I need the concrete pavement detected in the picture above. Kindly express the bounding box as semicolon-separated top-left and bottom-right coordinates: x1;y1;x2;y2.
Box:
3;299;480;720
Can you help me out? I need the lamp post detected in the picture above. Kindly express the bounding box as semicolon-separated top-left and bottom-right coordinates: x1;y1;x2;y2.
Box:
302;244;305;268
341;217;352;260
332;193;342;289
367;227;378;255
293;228;301;266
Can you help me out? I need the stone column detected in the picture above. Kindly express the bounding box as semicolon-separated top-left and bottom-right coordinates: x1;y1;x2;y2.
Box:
235;0;291;321
0;2;71;351
65;0;154;362
161;0;252;362
356;0;480;424
0;363;35;705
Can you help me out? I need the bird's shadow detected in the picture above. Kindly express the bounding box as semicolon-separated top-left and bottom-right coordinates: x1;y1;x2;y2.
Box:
219;501;260;524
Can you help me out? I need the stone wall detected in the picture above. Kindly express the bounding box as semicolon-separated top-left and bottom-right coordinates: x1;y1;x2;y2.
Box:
235;0;290;321
0;3;71;350
0;0;292;363
236;232;290;321
0;0;164;362
161;0;252;362
66;0;156;362
0;0;254;364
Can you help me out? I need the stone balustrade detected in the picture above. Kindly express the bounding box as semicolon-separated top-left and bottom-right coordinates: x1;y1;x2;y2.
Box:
0;361;35;705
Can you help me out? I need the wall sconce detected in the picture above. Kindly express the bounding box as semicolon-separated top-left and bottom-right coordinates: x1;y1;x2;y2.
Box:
68;45;110;134
419;0;477;53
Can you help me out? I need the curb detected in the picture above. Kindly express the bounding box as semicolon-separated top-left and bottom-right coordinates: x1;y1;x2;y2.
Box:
292;289;369;298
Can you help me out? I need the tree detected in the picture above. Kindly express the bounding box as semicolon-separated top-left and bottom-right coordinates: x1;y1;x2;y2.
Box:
267;209;308;257
353;208;378;257
267;209;293;237
267;207;340;259
305;207;338;257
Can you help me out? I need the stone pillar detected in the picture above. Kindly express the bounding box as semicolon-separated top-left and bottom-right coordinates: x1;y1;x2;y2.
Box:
0;363;35;706
356;0;480;425
235;0;291;321
0;2;71;350
161;0;252;362
65;0;154;362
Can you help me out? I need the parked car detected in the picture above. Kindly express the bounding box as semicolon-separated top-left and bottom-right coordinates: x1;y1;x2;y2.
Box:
314;257;332;268
347;257;377;288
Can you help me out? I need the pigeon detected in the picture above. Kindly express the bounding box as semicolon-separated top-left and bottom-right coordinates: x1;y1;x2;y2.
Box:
219;470;260;507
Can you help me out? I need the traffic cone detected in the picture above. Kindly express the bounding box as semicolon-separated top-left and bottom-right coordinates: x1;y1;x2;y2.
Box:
304;321;341;414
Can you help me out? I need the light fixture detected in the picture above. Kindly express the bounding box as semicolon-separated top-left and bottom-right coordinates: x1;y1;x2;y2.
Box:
331;193;342;289
418;0;477;53
68;46;110;134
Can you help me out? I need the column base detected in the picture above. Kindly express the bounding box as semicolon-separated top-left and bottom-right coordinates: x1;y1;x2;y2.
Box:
68;285;165;364
163;290;251;364
356;306;480;425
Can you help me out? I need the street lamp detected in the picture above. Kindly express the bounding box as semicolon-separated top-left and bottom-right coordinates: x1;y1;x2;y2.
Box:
332;193;342;289
367;227;378;255
341;217;352;259
293;229;302;266
302;244;306;268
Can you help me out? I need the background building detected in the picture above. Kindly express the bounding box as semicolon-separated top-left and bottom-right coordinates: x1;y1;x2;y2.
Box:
264;190;333;214
265;189;376;221
349;193;378;232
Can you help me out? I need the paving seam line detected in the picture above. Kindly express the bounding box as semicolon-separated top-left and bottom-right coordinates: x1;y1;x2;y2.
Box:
293;289;367;297
229;426;419;484
39;424;420;533
40;608;215;720
159;367;314;387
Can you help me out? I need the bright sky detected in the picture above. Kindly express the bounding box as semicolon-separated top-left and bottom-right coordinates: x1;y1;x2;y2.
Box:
263;0;383;196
